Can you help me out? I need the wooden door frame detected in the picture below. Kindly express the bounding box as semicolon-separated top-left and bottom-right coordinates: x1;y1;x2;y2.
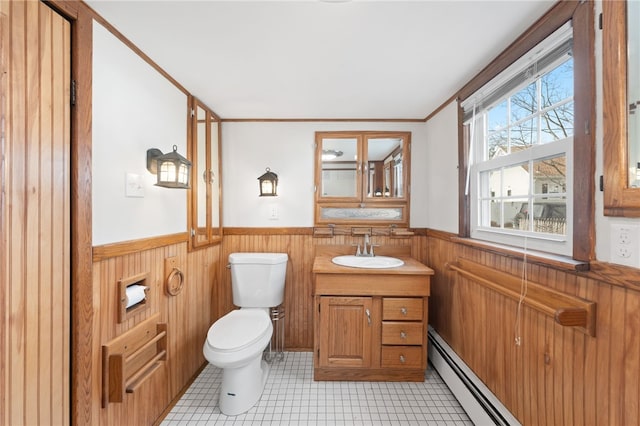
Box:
43;2;94;424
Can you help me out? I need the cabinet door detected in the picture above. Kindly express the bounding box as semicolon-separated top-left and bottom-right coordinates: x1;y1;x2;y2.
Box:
318;297;373;368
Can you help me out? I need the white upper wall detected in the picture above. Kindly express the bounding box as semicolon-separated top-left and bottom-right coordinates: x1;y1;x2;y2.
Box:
222;121;428;228
92;22;188;245
424;102;459;234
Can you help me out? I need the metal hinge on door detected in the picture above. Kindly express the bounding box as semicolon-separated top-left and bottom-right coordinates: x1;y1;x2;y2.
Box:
71;80;77;106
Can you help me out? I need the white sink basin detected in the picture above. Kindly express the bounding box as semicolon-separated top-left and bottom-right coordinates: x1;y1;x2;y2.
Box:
332;255;405;269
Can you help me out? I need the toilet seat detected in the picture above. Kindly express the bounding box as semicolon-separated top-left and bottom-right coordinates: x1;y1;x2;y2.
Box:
207;309;271;353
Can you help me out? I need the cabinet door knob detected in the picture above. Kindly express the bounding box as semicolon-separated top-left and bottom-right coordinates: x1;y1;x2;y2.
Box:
399;355;406;363
400;331;407;339
400;307;408;315
365;308;371;325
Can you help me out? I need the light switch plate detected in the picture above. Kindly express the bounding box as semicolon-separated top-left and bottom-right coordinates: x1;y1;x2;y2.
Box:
125;173;144;197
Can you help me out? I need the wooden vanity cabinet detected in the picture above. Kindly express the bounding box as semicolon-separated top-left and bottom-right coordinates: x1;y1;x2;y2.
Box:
312;255;433;382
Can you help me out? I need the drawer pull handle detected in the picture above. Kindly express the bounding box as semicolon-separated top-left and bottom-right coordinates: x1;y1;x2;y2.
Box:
365;308;371;325
399;355;406;363
400;331;407;339
400;307;408;315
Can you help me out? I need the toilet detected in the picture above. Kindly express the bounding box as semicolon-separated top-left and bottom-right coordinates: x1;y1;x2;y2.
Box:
203;252;288;416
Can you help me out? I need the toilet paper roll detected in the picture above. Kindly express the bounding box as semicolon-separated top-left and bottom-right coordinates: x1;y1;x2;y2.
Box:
125;284;147;309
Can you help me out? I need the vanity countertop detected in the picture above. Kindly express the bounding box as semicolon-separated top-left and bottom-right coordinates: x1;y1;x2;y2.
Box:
312;255;434;276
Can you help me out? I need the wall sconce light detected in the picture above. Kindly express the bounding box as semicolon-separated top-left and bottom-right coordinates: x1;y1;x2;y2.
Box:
146;145;192;189
258;167;278;196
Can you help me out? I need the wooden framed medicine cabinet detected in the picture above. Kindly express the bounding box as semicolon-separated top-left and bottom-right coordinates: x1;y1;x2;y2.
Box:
314;131;411;226
188;97;222;249
603;0;640;216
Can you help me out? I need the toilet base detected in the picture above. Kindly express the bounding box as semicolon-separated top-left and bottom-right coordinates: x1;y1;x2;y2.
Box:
218;354;270;416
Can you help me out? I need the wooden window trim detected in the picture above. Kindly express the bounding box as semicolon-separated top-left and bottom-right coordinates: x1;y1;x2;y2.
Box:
457;0;595;262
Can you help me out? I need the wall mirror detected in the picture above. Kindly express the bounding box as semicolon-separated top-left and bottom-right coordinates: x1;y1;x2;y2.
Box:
315;131;410;225
189;97;222;250
603;0;640;216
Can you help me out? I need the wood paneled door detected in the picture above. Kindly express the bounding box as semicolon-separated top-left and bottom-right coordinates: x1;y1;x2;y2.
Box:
318;296;373;368
0;2;71;425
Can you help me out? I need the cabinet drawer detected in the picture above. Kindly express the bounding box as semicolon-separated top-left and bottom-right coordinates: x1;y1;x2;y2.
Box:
381;346;423;368
381;322;423;345
382;298;423;321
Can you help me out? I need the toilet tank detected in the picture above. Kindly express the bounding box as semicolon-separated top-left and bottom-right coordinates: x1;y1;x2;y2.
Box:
229;252;288;308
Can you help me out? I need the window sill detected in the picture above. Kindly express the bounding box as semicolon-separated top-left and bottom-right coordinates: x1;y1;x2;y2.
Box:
451;237;589;273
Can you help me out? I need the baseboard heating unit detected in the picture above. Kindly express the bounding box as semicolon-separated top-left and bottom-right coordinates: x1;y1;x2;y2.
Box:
428;326;521;426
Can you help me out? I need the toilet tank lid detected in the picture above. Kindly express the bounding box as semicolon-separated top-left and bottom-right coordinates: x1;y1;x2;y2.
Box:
229;252;288;265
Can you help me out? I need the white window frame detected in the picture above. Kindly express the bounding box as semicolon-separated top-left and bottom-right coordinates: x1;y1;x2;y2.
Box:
464;23;574;256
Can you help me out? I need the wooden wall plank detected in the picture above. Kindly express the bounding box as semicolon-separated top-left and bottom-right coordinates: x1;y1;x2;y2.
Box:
560;271;583;425
625;288;640;426
594;282;612;426
0;4;6;422
609;286;626;425
8;2;28;423
39;6;54;423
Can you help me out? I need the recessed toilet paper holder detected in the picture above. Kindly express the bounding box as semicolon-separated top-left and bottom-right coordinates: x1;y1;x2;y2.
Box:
118;272;150;323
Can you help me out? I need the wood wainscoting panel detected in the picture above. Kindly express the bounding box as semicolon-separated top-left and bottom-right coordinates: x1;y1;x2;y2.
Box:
218;230;428;351
92;242;219;425
427;235;640;426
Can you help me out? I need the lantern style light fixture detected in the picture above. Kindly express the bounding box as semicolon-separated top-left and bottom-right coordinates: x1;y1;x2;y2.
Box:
258;167;278;196
146;145;192;189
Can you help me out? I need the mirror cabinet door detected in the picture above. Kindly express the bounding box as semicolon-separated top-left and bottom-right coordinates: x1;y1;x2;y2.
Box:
603;0;640;215
316;135;361;200
190;98;222;249
365;136;405;199
210;119;221;241
628;0;640;188
193;103;210;247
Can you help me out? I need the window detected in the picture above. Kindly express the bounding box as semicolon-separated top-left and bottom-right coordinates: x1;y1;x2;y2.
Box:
463;23;574;256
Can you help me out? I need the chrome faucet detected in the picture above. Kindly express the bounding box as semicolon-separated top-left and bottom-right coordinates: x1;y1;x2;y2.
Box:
356;234;376;257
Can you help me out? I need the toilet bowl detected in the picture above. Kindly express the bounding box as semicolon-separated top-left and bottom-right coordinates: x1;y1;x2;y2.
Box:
203;309;273;415
202;252;288;416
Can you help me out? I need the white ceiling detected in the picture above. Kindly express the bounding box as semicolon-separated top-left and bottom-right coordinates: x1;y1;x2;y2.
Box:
86;0;554;120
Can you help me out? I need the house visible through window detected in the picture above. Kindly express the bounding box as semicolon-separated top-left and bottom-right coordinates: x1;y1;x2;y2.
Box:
462;23;574;256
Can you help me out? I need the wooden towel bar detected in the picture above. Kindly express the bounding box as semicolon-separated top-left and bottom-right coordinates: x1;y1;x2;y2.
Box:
446;258;596;337
102;313;167;407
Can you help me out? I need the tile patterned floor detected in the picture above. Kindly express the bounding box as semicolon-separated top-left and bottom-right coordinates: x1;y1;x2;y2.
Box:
161;352;474;426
